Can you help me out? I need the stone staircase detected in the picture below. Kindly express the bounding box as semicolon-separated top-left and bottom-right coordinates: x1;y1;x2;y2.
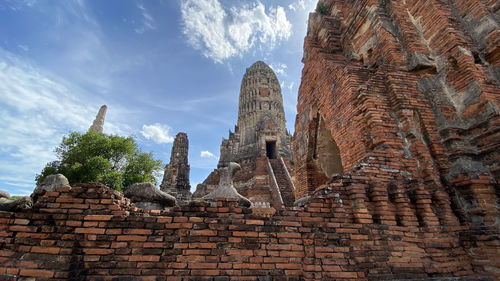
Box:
269;159;295;207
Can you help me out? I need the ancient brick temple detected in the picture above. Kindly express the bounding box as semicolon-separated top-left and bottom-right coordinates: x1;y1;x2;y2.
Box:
0;0;499;280
160;132;192;203
294;0;500;226
194;61;296;209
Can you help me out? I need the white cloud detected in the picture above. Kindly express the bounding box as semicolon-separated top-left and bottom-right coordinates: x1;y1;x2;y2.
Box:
270;63;287;75
299;0;306;9
200;150;216;158
0;49;127;195
135;4;156;34
181;0;292;63
279;80;296;92
141;123;174;144
17;44;29;51
288;0;305;11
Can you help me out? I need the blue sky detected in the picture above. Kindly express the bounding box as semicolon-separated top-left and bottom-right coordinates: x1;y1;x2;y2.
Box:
0;0;316;196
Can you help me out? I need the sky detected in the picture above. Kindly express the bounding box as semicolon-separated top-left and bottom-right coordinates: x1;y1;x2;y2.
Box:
0;0;317;196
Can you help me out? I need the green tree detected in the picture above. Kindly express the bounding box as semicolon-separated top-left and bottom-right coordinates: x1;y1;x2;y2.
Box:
36;131;163;191
316;2;328;15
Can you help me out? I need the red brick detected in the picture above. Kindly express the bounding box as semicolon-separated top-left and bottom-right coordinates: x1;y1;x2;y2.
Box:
66;220;82;227
190;230;216;236
75;228;105;234
188;242;217;249
9;225;37;232
226;249;253;256
129;255;160;262
277;263;302;270
19;269;54;278
233;263;261;269
177;255;205;262
124;229;152;235
13;219;30;225
84;215;112;221
117;235;147;242
31;246;60;254
84;248;114;255
106;228;122;235
144;242;164;248
188;263;217;269
232;231;258;237
245;219;264;225
157;217;172;223
190;269;219;276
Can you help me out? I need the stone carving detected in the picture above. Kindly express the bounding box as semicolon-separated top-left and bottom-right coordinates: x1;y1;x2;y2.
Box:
203;162;251;207
124;182;176;210
160;132;192;203
32;174;70;202
0;196;33;212
89;105;107;133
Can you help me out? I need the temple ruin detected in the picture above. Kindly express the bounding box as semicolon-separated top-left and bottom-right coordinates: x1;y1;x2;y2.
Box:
0;0;499;280
160;132;192;203
194;61;296;210
88;105;107;133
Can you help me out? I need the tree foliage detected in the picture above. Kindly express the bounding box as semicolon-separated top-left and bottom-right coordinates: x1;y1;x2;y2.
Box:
316;2;329;15
36;131;162;191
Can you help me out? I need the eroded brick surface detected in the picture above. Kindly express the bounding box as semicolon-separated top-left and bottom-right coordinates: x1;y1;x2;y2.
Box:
0;182;497;280
291;0;499;279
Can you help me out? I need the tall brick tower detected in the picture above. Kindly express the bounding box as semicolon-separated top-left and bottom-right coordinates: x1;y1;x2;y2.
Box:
232;61;292;161
160;132;192;203
291;0;499;278
194;61;295;209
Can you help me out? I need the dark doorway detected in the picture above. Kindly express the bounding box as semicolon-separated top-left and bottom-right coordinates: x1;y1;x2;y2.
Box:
266;141;277;159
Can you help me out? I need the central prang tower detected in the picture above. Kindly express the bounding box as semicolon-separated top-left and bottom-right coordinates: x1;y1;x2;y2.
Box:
195;61;295;209
232;61;291;161
218;61;292;168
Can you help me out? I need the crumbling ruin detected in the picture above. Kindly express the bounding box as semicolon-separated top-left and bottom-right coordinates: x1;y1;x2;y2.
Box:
194;61;296;210
88;105;107;133
160;132;192;203
0;0;499;280
294;0;500;227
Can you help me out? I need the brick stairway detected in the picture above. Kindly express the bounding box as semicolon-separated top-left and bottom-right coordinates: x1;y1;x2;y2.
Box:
269;159;295;207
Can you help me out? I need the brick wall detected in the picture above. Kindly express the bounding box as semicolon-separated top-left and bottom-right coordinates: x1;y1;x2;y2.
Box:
294;0;500;202
293;0;499;255
0;183;498;280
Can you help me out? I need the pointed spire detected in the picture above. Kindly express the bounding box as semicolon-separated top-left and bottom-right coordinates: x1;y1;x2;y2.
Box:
89;105;107;133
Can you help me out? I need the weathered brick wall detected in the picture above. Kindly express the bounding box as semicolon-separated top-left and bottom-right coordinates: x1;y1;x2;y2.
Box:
294;0;499;200
290;0;500;279
292;0;500;241
0;183;498;280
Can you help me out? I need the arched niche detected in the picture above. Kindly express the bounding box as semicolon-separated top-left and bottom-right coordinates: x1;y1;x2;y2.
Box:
315;115;343;178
